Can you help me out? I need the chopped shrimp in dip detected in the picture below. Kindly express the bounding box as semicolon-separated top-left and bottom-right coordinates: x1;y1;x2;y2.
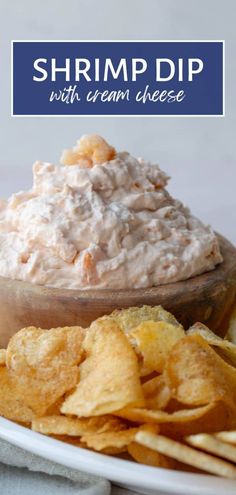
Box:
0;135;222;289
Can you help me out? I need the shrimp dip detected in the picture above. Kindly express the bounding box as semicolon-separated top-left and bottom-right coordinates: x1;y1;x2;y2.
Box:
0;135;222;289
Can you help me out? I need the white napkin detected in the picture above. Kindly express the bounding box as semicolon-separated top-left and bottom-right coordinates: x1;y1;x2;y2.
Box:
0;437;111;495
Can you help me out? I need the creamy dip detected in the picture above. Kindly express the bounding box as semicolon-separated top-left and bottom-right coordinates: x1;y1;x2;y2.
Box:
0;135;222;289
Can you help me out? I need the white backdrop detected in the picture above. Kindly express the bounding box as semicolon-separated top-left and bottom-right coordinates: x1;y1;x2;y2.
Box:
0;0;235;244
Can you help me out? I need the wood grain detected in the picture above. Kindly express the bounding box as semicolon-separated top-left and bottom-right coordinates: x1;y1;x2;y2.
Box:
0;234;235;347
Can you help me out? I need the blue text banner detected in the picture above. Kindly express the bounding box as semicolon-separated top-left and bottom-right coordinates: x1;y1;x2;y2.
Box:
12;41;224;116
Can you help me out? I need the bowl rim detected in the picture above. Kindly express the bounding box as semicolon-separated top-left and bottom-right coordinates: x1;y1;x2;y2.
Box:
0;233;235;301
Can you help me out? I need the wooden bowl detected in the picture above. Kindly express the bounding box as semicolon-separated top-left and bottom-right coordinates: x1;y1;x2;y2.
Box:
0;234;235;347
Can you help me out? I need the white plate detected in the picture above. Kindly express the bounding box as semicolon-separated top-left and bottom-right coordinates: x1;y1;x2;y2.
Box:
0;416;235;495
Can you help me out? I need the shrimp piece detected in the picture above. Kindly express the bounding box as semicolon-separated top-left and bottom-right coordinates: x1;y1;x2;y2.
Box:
83;252;94;271
77;134;116;164
60;134;116;167
60;149;93;168
82;251;98;284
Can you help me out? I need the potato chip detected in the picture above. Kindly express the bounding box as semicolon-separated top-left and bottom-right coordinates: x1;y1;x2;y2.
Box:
164;335;236;416
215;431;236;445
128;442;176;468
186;433;236;463
92;307;183;376
115;403;214;424
0;349;6;366
81;424;158;452
81;428;139;451
142;375;171;410
44;397;67;416
61;321;144;417
187;322;236;367
100;446;128;455
32;415;126;436
0;367;34;423
3;304;236;480
131;321;184;375
160;401;231;437
135;431;236;479
93;305;182;336
226;305;236;344
6;326;85;416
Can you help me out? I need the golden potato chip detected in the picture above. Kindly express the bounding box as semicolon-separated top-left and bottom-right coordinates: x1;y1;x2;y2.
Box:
187;322;225;344
215;431;236;445
0;349;6;366
142;375;171;410
115;403;214;424
81;424;158;452
226;305;236;344
4;304;236;479
164;335;236;415
6;326;84;416
81;428;139;451
131;321;184;375
6;326;84;373
0;367;34;423
32;415;126;436
44;397;66;416
61;321;144;417
187;323;236;367
92;306;183;375
100;446;129;455
135;431;236;479
128;442;175;468
160;401;231;437
93;305;182;336
186;433;236;463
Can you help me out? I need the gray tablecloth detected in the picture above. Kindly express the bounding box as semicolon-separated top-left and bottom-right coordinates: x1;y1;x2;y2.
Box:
0;437;110;495
0;438;144;495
